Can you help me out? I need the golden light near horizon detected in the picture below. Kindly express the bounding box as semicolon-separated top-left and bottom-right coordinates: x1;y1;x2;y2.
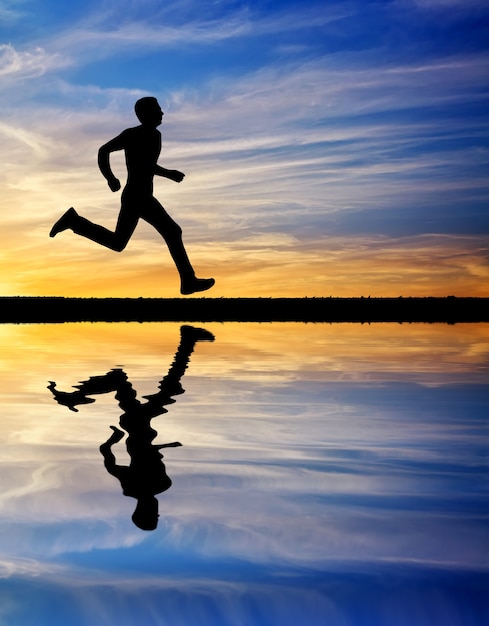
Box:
1;215;488;297
2;321;488;391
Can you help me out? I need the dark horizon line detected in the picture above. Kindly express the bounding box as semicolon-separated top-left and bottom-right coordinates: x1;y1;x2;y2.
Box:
1;296;488;324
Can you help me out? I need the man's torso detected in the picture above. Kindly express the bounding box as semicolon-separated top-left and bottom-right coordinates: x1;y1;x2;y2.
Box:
122;126;162;190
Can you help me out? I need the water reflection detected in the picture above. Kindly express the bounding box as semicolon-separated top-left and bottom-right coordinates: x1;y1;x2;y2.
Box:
0;322;486;626
48;325;214;530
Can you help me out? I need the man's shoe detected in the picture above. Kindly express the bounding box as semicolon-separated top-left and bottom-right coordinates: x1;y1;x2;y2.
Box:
180;277;215;295
49;207;77;237
180;325;215;343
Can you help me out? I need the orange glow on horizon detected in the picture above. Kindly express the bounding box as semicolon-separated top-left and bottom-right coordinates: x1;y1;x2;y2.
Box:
1;229;488;298
1;321;487;384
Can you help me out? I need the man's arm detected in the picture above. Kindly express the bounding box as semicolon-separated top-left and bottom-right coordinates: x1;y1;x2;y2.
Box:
154;165;185;183
98;134;126;192
100;426;125;475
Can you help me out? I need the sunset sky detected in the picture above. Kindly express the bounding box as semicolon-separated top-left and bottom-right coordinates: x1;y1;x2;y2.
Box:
1;0;488;297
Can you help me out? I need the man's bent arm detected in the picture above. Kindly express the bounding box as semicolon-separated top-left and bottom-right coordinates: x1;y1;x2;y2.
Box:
154;165;185;183
98;135;125;191
100;426;125;476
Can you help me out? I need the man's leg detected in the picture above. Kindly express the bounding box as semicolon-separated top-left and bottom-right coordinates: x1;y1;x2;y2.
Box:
142;199;215;295
50;202;139;252
144;325;215;409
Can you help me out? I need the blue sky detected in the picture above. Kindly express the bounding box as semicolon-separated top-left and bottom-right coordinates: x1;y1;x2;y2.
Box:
0;0;488;296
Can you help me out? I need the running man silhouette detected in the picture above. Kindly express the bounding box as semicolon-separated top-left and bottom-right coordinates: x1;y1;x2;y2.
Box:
50;97;215;295
48;325;215;530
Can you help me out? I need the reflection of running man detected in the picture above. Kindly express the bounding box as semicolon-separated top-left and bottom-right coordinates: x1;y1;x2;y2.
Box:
48;325;214;530
50;97;215;296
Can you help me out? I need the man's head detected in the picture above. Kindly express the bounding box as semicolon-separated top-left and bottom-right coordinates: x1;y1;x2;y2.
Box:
134;97;163;127
132;496;159;530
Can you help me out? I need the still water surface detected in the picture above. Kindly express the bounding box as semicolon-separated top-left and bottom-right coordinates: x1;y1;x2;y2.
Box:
0;322;487;626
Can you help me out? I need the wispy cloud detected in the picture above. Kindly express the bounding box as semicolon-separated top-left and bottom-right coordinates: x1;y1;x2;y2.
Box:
0;43;67;80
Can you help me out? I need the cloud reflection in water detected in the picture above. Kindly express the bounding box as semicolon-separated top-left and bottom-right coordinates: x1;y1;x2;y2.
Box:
0;322;487;625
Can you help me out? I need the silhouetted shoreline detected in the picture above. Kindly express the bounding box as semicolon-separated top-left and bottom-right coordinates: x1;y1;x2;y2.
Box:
0;296;487;323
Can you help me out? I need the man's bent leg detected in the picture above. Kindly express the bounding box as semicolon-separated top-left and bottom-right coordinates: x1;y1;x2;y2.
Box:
50;204;138;252
142;200;215;295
